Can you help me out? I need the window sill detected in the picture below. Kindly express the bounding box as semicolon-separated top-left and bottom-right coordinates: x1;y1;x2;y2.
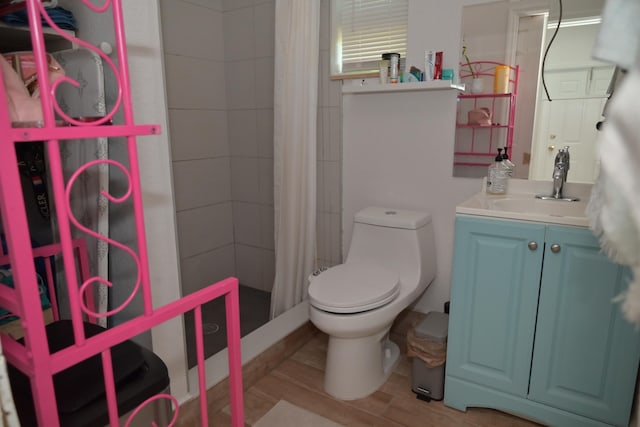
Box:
341;80;465;94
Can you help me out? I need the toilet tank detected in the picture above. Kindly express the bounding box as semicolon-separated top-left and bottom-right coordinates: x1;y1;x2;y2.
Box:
346;207;437;293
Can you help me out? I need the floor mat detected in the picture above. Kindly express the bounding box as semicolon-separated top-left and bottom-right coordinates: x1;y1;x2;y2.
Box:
254;400;345;427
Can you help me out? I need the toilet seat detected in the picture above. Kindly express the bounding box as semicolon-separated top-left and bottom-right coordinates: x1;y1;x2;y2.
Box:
308;262;400;314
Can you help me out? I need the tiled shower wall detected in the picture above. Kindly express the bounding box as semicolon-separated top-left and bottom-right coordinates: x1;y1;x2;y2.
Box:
160;0;234;296
224;0;276;293
316;0;343;269
161;0;342;297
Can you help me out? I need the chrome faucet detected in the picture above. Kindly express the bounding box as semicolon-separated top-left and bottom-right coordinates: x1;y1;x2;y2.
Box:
552;146;570;198
536;146;580;201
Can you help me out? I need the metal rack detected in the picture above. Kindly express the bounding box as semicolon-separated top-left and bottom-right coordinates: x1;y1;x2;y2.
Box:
0;1;244;425
454;61;519;168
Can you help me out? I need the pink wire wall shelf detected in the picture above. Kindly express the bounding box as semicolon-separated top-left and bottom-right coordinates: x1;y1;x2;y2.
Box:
454;61;519;168
0;1;244;425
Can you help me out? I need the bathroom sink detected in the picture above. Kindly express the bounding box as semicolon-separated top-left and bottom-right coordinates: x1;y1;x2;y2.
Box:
489;198;587;218
456;179;593;227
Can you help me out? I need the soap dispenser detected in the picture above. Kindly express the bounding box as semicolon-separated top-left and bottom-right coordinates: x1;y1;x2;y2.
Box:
486;148;508;194
501;146;515;177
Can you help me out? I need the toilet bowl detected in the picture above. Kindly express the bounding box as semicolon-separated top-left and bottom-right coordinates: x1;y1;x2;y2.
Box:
308;207;436;400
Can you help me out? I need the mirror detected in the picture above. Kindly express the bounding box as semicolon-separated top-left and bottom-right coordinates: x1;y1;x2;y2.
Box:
454;0;611;184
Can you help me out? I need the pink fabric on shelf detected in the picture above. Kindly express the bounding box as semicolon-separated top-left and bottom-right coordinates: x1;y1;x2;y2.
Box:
467;107;492;126
0;54;40;123
0;52;65;124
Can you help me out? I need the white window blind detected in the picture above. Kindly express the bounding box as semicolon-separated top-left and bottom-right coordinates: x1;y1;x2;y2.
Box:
336;0;408;73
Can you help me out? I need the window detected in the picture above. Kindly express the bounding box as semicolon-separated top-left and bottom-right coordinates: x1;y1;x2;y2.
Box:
331;0;408;76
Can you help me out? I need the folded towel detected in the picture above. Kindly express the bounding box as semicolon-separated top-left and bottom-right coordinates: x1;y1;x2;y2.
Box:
1;0;58;8
0;269;51;325
0;6;77;31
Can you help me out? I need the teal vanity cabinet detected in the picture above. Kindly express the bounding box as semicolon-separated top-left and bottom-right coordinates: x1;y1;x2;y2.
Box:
445;216;640;427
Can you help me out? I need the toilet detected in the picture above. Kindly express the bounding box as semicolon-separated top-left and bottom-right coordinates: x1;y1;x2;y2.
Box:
308;206;436;400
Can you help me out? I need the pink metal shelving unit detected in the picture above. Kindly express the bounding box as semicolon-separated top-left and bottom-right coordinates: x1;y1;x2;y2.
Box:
454;61;519;167
0;1;244;426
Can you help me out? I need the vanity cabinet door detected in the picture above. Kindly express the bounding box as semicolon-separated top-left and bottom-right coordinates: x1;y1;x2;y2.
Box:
529;225;640;426
447;217;545;396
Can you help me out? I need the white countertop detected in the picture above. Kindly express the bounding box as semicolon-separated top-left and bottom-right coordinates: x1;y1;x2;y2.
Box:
456;179;593;227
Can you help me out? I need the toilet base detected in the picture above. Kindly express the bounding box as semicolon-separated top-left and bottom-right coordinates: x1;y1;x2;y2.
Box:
323;330;400;400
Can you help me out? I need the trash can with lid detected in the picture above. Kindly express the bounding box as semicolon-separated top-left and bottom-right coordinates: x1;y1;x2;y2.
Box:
407;311;449;401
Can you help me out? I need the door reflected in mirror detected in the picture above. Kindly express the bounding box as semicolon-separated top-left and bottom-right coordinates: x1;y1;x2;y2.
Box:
454;0;609;184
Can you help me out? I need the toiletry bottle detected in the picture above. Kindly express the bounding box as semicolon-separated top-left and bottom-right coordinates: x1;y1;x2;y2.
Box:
379;59;389;84
501;146;515;177
493;65;510;94
486;148;508;194
424;49;436;81
389;53;400;84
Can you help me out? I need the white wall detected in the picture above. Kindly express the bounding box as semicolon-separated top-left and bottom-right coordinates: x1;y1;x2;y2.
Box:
514;14;545;179
342;0;481;315
546;24;605;70
460;1;510;65
122;0;189;401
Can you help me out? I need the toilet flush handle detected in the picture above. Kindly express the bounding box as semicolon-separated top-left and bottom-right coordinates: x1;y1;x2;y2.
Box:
308;266;329;283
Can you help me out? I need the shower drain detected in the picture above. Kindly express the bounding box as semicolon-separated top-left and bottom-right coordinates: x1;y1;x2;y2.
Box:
203;323;220;335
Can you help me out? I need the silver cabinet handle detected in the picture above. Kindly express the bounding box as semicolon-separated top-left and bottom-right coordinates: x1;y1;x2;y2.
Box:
551;244;561;253
528;241;538;251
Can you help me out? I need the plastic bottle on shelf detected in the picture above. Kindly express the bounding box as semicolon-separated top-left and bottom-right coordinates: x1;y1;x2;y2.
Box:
389;53;400;84
486;148;509;194
493;65;510;94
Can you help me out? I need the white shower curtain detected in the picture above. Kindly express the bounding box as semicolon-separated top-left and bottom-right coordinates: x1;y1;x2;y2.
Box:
271;0;320;319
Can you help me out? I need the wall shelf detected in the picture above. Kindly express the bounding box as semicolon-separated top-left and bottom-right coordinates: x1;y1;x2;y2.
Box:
0;22;74;52
342;80;465;94
459;92;513;99
456;124;511;129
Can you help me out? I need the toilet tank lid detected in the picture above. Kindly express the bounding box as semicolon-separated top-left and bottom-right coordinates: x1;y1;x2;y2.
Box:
355;207;431;230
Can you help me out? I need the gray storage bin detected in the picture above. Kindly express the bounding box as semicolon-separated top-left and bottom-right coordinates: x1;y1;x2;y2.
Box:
410;311;449;401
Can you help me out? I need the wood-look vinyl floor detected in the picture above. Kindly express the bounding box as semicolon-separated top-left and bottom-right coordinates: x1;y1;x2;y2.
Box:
212;332;543;426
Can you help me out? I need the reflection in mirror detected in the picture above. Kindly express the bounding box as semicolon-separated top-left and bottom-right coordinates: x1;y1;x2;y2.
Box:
454;0;609;184
529;13;613;183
